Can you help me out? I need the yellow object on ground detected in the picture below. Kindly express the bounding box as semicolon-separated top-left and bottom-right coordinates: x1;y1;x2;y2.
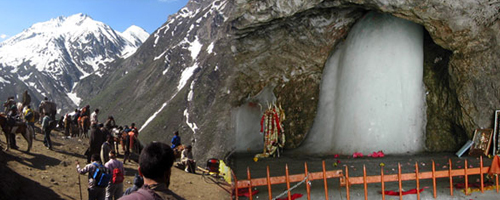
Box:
219;160;232;184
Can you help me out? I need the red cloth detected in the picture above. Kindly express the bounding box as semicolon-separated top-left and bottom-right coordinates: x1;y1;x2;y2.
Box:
383;188;424;196
353;152;364;158
237;188;259;197
369;151;385;158
276;193;303;200
488;155;500;175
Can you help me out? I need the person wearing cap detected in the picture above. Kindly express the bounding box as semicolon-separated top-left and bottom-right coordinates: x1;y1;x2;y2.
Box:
181;145;195;173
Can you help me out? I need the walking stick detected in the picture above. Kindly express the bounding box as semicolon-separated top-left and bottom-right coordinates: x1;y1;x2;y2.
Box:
77;164;82;200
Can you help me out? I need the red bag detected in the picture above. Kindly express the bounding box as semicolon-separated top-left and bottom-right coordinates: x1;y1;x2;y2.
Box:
112;168;124;184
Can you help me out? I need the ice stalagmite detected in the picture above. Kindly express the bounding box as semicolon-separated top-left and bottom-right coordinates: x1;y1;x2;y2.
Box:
302;12;425;155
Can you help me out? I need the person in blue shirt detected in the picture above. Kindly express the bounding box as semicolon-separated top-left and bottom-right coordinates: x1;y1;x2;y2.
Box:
171;131;181;149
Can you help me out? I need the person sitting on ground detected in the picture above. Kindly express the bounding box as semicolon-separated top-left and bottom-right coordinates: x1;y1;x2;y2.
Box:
118;142;183;200
181;145;196;173
76;154;107;200
105;150;125;200
123;174;144;196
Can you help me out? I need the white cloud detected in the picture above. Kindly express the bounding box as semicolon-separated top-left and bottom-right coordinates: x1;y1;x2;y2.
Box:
0;34;7;39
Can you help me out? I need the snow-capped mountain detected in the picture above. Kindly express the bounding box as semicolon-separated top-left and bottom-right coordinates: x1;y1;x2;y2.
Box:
75;0;234;163
0;13;148;112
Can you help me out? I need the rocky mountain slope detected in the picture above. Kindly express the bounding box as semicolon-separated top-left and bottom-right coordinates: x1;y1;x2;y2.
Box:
0;13;148;113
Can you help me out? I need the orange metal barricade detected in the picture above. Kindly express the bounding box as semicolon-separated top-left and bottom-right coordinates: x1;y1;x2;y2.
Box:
233;156;499;200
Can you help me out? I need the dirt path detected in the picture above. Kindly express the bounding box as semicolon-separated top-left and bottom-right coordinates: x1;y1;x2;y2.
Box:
0;127;231;200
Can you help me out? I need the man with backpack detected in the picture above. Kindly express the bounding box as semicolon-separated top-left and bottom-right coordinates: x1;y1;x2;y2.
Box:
105;150;125;200
24;105;35;128
24;105;36;138
77;154;110;200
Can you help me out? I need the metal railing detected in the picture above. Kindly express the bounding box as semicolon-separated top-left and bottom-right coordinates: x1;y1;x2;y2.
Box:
233;156;499;200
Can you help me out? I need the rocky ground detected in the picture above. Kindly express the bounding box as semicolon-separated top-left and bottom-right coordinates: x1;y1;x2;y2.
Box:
0;127;231;200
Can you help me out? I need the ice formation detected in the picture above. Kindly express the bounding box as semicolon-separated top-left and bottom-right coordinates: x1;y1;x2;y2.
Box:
234;86;276;152
301;12;425;155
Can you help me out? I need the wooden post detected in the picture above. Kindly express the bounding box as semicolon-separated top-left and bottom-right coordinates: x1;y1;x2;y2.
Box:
304;162;311;200
480;156;484;193
323;160;329;200
398;163;402;200
496;174;499;193
363;165;368;200
415;162;420;200
285;164;291;200
432;160;437;198
381;165;385;200
247;167;253;200
232;170;239;200
345;165;350;200
449;159;453;196
465;160;469;196
267;166;272;200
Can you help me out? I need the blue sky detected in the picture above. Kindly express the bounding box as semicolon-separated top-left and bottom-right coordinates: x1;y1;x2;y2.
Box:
0;0;189;42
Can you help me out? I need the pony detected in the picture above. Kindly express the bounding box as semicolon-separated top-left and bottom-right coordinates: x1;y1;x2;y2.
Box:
173;145;186;160
0;113;33;152
78;116;90;138
38;101;57;121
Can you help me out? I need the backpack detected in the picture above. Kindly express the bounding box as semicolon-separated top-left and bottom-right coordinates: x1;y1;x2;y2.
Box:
112;167;124;184
92;163;112;187
24;110;33;121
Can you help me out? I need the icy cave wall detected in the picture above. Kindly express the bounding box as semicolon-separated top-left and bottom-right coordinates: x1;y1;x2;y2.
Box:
231;0;500;153
301;12;425;154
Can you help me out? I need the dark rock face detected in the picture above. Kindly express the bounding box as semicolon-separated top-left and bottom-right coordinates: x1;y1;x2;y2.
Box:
92;0;499;162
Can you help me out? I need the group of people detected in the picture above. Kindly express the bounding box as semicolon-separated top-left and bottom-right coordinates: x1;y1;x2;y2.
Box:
60;105;100;138
77;142;183;200
4;93;191;200
3;94;55;150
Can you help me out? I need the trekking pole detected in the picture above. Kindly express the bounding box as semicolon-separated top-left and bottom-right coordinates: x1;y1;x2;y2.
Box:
77;166;82;200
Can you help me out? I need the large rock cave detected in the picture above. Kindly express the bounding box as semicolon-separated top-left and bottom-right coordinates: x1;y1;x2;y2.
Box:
231;0;500;155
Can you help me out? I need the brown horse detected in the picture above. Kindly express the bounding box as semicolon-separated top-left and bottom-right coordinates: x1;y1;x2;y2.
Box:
173;145;185;160
78;116;90;138
0;114;33;152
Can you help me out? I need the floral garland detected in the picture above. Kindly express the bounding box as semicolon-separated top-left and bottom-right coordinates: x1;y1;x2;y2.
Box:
254;103;285;161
